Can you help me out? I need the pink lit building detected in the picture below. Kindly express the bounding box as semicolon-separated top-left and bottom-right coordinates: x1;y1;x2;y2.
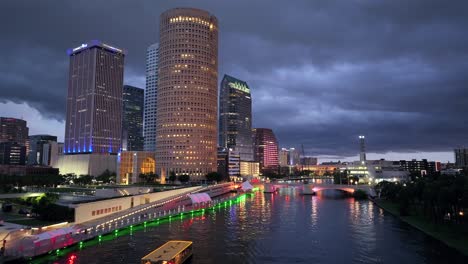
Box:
253;128;279;174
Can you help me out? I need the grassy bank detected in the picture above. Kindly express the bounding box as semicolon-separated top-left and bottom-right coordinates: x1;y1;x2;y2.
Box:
373;199;468;256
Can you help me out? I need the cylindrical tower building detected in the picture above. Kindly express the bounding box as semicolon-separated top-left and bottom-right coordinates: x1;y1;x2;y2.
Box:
156;8;218;178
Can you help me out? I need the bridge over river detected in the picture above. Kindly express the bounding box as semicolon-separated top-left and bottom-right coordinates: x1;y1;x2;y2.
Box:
263;182;376;197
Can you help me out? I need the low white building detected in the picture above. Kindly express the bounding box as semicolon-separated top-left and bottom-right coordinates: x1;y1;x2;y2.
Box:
343;160;409;183
53;153;117;176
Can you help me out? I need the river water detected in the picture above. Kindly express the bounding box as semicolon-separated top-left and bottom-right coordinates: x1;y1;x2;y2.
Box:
31;187;468;264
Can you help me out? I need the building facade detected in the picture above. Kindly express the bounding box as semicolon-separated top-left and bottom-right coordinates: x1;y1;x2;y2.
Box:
300;157;318;166
64;40;125;154
156;8;219;178
0;117;29;146
0;142;26;165
28;135;57;165
217;148;241;181
399;159;439;175
144;43;159;152
279;149;289;167
455;148;468;168
0;165;58;176
122;85;144;151
253;128;279;173
240;161;260;178
278;148;300;167
117;151;156;184
344;160;409;183
219;74;253;161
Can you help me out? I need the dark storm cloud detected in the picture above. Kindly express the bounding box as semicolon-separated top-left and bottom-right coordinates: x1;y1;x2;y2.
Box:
1;0;468;157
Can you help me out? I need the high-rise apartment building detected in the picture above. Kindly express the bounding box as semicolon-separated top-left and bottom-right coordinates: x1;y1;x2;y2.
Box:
64;40;125;154
219;74;254;161
253;128;279;173
144;43;159;152
28;135;57;165
156;8;219;178
0;117;29;146
123;85;144;151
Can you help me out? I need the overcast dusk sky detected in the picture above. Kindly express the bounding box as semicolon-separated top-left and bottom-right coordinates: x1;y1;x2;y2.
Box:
1;0;468;162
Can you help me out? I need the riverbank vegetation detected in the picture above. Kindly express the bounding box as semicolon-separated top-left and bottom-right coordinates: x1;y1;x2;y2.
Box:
375;172;468;255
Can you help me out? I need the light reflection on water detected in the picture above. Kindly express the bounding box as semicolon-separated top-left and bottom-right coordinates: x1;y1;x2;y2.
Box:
32;189;468;264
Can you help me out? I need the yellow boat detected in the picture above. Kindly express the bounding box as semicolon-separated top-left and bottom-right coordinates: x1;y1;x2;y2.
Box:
141;240;193;264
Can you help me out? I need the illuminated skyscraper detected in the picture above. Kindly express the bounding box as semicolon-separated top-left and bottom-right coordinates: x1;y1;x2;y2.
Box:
253;128;279;173
144;43;159;152
156;8;218;178
123;85;144;151
64;40;125;154
219;74;254;161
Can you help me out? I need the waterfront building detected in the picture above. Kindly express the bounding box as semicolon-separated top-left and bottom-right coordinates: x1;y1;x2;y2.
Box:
117;151;156;184
0;117;29;147
343;159;409;183
144;43;159;152
156;8;218;178
299;165;338;176
399;159;439;175
57;41;125;176
54;154;117;176
0;142;26;165
28;135;57;165
454;148;468;168
217;148;240;181
253;128;279;174
219;74;254;161
240;161;260;178
122;85;144;151
64;40;125;154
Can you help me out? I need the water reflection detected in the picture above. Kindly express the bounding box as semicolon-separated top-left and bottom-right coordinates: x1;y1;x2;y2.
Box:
33;189;468;264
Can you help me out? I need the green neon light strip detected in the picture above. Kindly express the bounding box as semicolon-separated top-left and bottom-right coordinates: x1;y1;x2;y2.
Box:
228;82;250;94
30;193;254;264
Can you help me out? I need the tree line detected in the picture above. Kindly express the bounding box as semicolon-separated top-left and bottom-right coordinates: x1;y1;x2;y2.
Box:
376;172;468;227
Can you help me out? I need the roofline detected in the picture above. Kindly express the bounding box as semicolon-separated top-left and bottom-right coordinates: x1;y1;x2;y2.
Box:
67;40;126;56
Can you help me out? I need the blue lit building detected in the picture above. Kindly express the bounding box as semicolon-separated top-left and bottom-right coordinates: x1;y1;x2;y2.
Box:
64;40;125;154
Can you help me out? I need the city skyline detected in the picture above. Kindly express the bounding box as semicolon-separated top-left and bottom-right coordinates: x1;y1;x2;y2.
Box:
1;1;468;162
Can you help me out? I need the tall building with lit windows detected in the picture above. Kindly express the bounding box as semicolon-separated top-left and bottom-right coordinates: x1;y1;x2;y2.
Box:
64;40;125;154
144;43;159;152
219;74;254;161
55;41;125;176
0;117;29;147
253;128;279;174
156;8;218;178
123;85;144;151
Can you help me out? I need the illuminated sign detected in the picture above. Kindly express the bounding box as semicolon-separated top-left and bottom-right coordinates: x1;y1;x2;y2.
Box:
228;82;250;94
102;43;123;53
72;43;88;52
